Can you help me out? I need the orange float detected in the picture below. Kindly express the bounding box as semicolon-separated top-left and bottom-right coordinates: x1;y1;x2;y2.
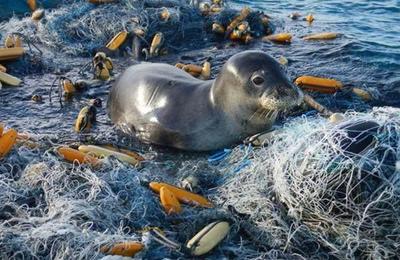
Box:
149;182;212;208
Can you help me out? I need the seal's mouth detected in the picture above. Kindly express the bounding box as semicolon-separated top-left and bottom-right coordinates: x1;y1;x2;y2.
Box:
259;85;303;113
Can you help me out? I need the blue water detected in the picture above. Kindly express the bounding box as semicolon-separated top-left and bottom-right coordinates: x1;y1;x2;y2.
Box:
235;0;400;107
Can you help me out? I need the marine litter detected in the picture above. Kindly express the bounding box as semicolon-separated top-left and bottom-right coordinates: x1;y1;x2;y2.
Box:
0;0;399;259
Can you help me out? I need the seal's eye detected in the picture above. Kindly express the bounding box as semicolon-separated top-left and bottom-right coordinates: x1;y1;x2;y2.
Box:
252;76;264;86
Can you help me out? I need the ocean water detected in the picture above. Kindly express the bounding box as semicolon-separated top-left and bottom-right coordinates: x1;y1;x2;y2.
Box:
0;0;400;259
235;0;400;107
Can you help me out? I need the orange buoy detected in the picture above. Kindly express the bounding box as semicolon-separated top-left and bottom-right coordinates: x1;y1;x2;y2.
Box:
226;7;251;36
0;47;25;62
230;33;253;44
306;14;314;24
106;31;128;51
149;182;213;208
160;187;182;214
303;32;338;40
295;75;343;94
100;241;144;257
182;64;203;74
27;0;37;11
263;33;292;43
0;129;18;158
57;146;99;165
175;63;185;69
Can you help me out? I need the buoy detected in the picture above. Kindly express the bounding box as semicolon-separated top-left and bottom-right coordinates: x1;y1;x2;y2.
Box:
212;23;225;34
177;62;211;80
78;145;141;167
295;75;343;94
149;182;213;208
0;129;17;158
352;87;372;101
263;33;292;43
31;9;45;21
0;64;6;73
27;0;37;11
57;146;99;165
93;52;107;65
226;7;251;37
4;35;22;48
210;4;222;13
303;32;338;40
106;31;128;51
31;94;43;103
104;57;113;71
100;241;144;257
186;221;230;256
0;47;25;62
159;8;170;21
160;187;182;214
305;14;314;24
94;62;110;81
230;32;253;44
183;64;202;74
61;78;76;95
201;62;211;80
75;106;96;133
329;113;345;124
0;123;4;137
0;71;22;87
149;32;164;57
175;63;185;69
99;144;145;162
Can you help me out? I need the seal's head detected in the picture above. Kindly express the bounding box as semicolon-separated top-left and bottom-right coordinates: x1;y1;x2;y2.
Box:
212;51;303;130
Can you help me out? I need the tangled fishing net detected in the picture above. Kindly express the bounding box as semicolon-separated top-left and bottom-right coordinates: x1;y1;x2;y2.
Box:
1;107;399;259
216;106;400;259
0;0;268;56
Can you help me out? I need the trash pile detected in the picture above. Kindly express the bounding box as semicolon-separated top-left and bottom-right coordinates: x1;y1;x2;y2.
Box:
0;0;395;259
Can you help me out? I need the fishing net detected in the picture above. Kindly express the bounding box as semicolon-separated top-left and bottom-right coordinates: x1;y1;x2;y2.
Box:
0;0;268;56
215;106;400;259
1;107;399;259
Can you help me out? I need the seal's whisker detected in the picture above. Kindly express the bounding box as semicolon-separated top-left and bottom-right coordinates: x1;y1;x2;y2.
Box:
248;107;263;122
264;109;274;120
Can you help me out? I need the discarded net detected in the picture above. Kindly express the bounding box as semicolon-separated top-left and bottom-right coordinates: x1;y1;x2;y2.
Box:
216;106;400;259
1;107;399;259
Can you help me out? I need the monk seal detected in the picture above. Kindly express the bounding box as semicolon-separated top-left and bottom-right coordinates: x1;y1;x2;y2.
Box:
107;50;303;151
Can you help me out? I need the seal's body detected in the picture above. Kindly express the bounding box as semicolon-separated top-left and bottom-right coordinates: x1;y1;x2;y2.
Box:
108;51;303;151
